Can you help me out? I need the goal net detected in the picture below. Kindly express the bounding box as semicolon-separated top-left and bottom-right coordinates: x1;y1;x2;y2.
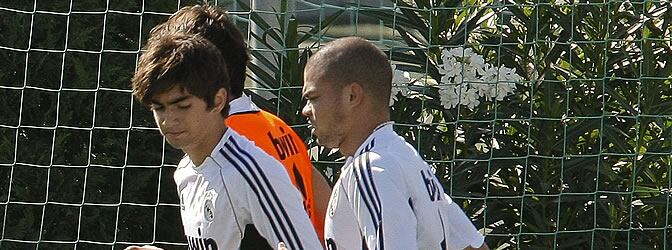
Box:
0;0;670;248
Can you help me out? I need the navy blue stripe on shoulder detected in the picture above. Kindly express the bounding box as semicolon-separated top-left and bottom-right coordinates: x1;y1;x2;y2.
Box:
357;138;376;156
363;153;384;250
352;154;381;233
228;138;305;250
219;147;284;244
224;141;294;248
366;139;376;152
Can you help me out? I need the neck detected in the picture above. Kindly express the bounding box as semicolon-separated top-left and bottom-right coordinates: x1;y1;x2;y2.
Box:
187;125;227;166
339;110;389;157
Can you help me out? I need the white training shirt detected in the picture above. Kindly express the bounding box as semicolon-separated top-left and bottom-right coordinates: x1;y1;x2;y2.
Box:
324;122;485;250
228;94;261;115
174;129;321;250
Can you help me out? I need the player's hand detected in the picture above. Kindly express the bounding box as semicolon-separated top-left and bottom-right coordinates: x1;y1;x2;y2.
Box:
124;245;164;250
278;242;289;250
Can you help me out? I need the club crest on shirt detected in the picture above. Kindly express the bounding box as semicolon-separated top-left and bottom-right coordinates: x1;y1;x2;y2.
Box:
204;190;216;221
328;183;340;218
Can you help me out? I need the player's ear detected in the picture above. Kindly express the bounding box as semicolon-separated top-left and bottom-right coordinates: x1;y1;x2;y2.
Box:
212;88;228;113
345;82;364;107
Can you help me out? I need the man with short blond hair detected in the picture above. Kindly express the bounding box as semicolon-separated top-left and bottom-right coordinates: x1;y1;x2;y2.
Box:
303;36;488;250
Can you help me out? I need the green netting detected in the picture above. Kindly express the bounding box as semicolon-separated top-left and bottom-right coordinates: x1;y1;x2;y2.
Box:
0;0;670;249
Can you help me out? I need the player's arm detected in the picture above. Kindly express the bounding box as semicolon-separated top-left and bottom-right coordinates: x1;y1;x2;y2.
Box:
346;153;417;250
440;193;488;250
244;159;322;250
311;165;331;231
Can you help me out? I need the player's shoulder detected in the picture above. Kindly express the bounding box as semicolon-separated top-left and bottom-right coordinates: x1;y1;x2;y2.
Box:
219;130;266;159
229;109;295;134
352;150;388;168
258;110;294;128
219;131;286;171
351;149;402;178
360;135;417;164
227;110;269;129
350;133;428;181
383;132;426;164
176;154;192;170
258;109;283;121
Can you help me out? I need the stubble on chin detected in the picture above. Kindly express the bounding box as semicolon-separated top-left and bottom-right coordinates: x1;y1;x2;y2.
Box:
315;133;341;149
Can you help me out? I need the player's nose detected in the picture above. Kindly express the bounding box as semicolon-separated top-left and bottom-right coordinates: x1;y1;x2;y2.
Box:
301;103;312;117
160;108;180;127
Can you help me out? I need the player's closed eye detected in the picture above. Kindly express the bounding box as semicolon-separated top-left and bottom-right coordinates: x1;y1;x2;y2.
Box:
304;96;318;105
151;105;165;111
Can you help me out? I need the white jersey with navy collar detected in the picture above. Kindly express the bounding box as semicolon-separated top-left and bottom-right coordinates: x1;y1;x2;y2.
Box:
324;122;485;250
174;129;321;250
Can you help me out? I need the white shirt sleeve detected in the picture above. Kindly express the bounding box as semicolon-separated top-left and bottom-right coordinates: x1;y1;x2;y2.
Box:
344;153;417;250
440;194;485;249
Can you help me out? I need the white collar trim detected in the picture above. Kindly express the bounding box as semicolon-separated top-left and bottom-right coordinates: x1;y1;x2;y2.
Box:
228;95;261;115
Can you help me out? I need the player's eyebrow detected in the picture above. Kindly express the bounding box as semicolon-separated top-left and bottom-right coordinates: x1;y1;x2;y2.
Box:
151;95;191;106
302;88;316;99
167;96;190;105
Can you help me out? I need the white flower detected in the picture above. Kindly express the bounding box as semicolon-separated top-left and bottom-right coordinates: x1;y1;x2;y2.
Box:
471;83;494;100
442;47;461;61
390;84;411;106
441;72;456;85
460;87;480;110
392;64;411;84
453;73;464;85
444;47;476;58
462;66;479;83
462;48;477;58
440;57;461;78
438;85;460;109
498;65;522;82
390;64;412;106
495;83;516;101
481;65;499;83
469;54;486;74
437;47;523;110
390;86;402;106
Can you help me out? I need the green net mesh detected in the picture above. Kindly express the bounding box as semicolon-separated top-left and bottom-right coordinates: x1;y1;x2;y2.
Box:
0;0;670;248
